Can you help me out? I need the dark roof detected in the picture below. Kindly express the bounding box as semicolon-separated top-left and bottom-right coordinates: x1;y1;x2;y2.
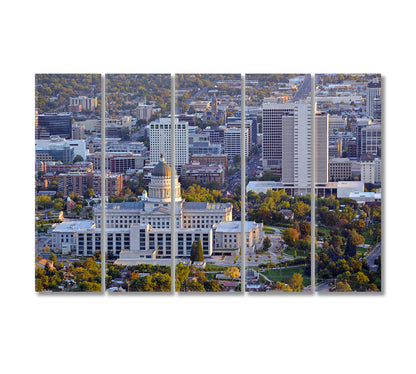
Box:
152;154;171;177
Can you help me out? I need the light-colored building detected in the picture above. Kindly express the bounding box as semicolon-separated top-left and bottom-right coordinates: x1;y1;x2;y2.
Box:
52;156;260;263
360;158;382;184
361;161;375;184
328;115;347;130
315;111;329;186
35;137;88;160
149;118;189;169
349;191;381;204
247;181;284;195
69;96;98;111
213;221;263;254
136;103;153;120
224;127;249;160
317;181;364;198
52;219;96;254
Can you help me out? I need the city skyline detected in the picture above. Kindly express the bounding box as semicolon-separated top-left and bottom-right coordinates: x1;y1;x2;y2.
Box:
35;73;381;293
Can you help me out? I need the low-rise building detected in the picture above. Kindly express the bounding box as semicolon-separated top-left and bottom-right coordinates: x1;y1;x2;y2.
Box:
213;221;263;254
329;158;352;181
52;219;96;254
181;164;224;185
247;181;285;194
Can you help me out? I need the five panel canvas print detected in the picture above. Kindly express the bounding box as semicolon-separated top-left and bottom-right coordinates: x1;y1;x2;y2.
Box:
34;73;382;293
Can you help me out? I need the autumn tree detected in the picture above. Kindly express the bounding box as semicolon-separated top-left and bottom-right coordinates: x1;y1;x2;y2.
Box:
224;266;240;279
336;281;352;292
289;273;303;292
283;228;300;248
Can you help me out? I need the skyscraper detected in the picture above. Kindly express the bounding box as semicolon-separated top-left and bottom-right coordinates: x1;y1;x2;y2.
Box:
149;117;189;170
366;82;381;119
315;111;329;186
281;102;312;195
262;102;296;175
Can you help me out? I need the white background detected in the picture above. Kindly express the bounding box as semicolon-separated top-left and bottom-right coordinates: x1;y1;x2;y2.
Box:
1;1;415;373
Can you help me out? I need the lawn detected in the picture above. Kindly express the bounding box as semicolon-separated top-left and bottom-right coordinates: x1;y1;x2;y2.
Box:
260;265;311;286
284;248;308;258
263;226;275;234
317;226;331;239
356;246;368;258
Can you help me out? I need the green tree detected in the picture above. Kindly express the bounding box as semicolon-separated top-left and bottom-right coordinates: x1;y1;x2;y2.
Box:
176;263;190;283
187;279;205;292
263;236;271;252
130;275;154;292
49;253;57;264
190;238;204;263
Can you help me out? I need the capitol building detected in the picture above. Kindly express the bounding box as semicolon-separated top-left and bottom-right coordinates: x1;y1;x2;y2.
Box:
52;155;263;265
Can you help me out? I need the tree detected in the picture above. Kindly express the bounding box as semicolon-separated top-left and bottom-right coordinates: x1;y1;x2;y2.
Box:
49;253;57;264
204;280;221;292
176;263;190;283
336;281;352;292
263;236;271;252
233;154;241;166
289;273;303;292
352;272;370;291
190;238;204;263
224;266;240;279
299;222;311;238
84;188;95;199
73;155;84;163
187;279;205;292
292;201;310;221
283;228;300;248
129;275;154;292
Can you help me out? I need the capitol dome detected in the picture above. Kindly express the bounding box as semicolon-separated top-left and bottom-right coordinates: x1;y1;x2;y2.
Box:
152;154;171;178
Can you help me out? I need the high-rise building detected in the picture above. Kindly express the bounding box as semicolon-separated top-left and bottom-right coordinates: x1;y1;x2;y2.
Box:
224;127;249;161
227;117;258;145
361;125;382;157
356;118;372;160
315;111;329;186
279;105;328;195
262;102;295;175
149;118;189;170
36;113;72;139
281;102;313;195
136;103;153;120
360;161;375;184
366;82;381;119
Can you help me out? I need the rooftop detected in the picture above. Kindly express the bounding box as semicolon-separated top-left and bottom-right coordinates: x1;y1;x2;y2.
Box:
52;219;95;232
183;202;232;210
213;221;260;233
